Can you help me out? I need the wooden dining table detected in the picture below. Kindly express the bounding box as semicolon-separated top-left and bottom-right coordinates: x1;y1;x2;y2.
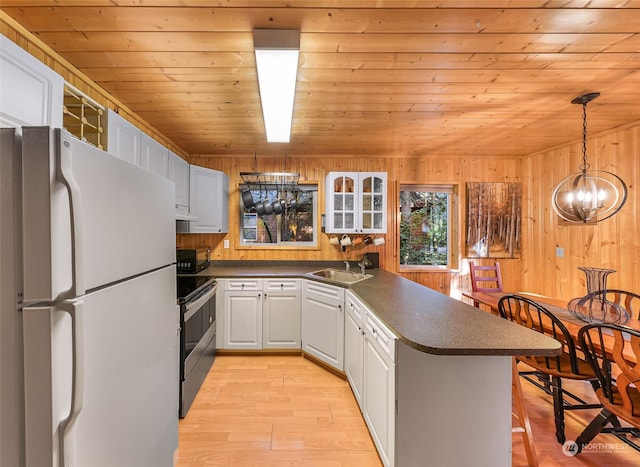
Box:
462;290;640;361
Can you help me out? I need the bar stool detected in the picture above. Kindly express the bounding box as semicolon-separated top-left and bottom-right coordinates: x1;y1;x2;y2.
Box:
511;357;538;466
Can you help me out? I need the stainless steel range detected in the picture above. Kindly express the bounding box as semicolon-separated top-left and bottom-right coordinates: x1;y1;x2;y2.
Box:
177;275;217;418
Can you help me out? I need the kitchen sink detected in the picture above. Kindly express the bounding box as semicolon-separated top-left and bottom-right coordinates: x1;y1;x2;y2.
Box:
306;268;373;285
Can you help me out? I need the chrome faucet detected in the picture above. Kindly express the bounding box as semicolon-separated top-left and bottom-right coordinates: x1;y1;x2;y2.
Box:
357;254;371;277
344;260;350;272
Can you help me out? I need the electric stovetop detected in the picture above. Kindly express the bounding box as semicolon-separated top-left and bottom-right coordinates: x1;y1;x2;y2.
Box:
176;275;216;303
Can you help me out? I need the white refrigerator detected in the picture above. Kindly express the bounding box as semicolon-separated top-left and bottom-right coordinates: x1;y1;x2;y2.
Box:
1;127;179;467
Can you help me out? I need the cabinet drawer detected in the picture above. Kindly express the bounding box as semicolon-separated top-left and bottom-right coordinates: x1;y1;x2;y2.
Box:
365;310;397;362
224;278;262;291
264;279;300;292
346;291;365;323
303;280;345;302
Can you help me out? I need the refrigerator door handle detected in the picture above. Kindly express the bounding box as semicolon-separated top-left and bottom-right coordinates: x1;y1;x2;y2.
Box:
57;300;85;467
57;134;86;297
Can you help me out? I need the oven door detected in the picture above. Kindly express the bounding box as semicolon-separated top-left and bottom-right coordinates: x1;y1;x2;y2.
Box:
182;283;217;380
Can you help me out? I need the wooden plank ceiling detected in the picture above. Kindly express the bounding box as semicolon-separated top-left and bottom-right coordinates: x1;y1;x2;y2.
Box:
2;1;640;158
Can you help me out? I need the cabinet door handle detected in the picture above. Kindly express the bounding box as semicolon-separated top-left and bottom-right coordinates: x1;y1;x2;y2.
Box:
264;293;267;298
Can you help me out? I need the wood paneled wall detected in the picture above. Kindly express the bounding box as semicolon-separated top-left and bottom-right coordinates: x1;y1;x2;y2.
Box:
178;154;524;297
522;122;640;300
5;15;638;301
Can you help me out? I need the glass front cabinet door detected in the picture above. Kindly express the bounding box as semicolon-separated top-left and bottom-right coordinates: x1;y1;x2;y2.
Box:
327;173;356;232
325;172;387;234
359;173;386;232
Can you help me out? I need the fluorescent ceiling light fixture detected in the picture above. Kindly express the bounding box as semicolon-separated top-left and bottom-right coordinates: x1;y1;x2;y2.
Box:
254;29;300;143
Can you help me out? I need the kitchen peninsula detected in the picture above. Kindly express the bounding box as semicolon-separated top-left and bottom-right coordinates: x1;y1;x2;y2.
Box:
201;261;561;467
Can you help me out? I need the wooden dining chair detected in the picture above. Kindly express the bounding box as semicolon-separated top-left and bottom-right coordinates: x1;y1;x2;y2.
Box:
575;323;640;453
469;261;503;308
498;295;600;444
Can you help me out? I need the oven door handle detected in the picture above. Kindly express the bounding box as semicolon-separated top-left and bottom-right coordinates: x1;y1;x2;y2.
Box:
184;284;217;321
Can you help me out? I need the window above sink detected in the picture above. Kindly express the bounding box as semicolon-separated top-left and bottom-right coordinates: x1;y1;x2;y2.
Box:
239;183;318;249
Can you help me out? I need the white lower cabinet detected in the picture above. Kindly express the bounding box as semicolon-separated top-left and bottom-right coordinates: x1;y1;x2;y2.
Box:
220;279;396;464
263;280;301;348
301;280;345;371
344;292;365;407
363;310;396;467
222;279;301;349
345;291;396;467
224;289;263;349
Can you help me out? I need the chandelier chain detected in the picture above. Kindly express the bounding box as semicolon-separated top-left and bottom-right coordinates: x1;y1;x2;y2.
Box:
580;102;590;174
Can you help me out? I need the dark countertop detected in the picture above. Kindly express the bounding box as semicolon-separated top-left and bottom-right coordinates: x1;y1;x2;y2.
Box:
200;260;561;357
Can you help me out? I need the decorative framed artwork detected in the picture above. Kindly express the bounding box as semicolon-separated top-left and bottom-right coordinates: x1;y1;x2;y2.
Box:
466;182;521;258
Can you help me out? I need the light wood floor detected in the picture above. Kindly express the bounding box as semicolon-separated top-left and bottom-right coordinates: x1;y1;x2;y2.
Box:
176;354;640;467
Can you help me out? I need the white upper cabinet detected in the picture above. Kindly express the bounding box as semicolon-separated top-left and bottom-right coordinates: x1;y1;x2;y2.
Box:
326;172;357;233
140;132;169;178
181;165;229;233
168;151;190;217
325;172;387;234
0;34;64;130
358;172;387;233
107;110;192;219
106;109;141;167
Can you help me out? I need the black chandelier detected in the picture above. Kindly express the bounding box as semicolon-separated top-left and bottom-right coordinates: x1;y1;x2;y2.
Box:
551;92;628;223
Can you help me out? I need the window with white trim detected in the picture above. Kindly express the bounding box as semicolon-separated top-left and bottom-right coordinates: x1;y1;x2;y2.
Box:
399;184;456;268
